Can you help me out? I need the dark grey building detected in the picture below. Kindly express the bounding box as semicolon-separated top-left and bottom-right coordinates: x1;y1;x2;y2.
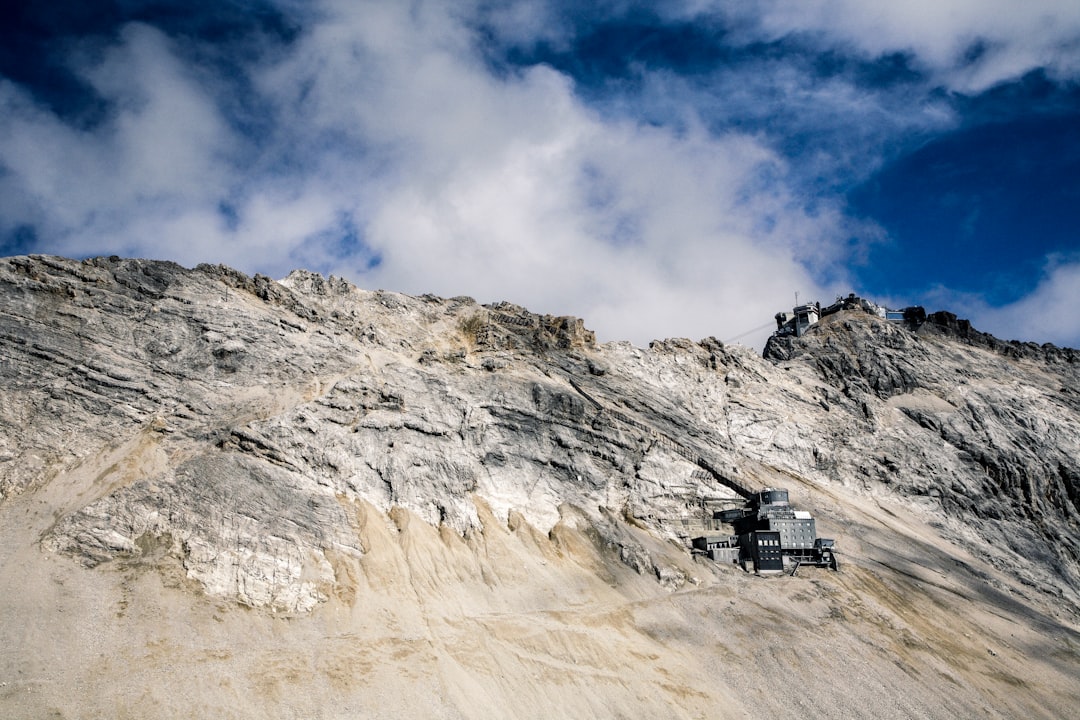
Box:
693;487;838;574
747;531;784;573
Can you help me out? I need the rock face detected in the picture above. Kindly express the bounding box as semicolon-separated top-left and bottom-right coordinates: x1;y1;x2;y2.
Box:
764;308;1080;590
1;255;1079;719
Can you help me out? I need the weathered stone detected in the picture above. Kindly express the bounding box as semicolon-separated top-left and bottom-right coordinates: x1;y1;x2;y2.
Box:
2;254;1080;719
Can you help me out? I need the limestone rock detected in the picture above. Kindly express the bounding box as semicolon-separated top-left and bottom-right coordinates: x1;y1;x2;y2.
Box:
2;254;1079;719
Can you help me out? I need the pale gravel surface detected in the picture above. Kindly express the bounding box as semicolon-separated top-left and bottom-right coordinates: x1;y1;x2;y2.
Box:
0;255;1078;718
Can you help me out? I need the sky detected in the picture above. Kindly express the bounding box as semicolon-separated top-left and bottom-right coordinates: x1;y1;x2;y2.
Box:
1;1;1078;350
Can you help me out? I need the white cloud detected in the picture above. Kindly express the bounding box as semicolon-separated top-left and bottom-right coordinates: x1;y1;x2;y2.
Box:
711;0;1080;91
0;23;240;254
960;259;1080;348
81;24;234;198
0;0;863;349
4;1;1071;352
266;1;849;344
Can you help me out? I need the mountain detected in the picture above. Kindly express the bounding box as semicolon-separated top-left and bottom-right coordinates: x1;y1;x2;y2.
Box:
1;254;1078;719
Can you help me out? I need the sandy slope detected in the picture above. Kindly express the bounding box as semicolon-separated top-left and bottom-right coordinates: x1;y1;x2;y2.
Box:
2;256;1079;718
2;463;1077;719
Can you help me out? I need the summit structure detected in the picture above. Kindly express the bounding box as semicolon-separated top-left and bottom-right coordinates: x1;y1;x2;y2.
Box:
773;293;927;338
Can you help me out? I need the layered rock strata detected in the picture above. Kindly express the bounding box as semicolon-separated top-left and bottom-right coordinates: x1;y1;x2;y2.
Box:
1;255;1078;719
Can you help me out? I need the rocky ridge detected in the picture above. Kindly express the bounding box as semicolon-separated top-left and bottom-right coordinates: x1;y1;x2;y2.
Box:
1;254;1079;719
765;308;1080;590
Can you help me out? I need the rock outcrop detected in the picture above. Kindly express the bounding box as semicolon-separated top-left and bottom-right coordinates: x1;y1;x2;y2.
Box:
1;255;1078;719
764;304;1080;592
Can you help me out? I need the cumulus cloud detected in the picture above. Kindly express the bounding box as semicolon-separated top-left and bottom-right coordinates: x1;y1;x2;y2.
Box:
0;24;241;255
258;0;858;345
0;0;853;348
4;0;1075;348
949;258;1080;348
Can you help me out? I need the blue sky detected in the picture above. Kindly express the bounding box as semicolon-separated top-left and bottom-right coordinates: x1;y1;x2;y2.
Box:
1;1;1079;349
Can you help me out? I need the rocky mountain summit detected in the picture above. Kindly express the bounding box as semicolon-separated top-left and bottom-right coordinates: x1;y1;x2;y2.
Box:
1;255;1078;719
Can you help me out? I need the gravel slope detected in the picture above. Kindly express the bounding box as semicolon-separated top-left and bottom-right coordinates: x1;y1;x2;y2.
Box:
1;255;1077;718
